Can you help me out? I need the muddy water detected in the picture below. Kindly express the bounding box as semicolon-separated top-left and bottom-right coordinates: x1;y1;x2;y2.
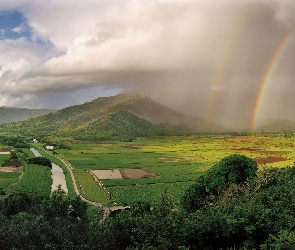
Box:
51;163;68;193
30;148;68;193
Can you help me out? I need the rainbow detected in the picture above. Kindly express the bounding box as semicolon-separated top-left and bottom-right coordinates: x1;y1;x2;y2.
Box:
207;5;254;121
251;30;295;131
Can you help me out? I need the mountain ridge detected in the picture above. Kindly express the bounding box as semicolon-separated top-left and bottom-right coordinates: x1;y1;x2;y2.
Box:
1;94;223;141
0;107;55;125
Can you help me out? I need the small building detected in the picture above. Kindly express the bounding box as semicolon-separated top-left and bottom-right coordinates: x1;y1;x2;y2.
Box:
46;145;54;150
32;139;38;143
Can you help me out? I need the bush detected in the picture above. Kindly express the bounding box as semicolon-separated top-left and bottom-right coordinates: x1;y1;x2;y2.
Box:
204;154;258;191
27;157;52;168
182;154;258;212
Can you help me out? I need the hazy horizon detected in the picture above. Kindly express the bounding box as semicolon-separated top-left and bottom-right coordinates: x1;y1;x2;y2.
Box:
1;0;295;129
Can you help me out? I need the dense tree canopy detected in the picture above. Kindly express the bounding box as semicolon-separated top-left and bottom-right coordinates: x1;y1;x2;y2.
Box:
0;136;29;148
27;157;52;168
182;154;258;212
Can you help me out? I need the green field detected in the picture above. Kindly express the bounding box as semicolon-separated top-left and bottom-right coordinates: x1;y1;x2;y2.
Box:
0;172;21;191
0;148;21;195
12;164;52;196
1;134;294;205
74;169;110;204
54;135;295;205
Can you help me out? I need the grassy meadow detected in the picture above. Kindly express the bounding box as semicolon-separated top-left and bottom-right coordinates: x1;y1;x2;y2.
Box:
54;134;295;205
1;134;295;205
11;164;52;196
0;146;22;198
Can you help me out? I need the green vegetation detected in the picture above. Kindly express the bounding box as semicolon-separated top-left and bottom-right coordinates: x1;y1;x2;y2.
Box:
0;172;21;191
0;107;54;125
2;119;295;248
27;157;52;168
182;154;258;212
10;151;17;160
70;110;173;141
35;146;76;197
2;161;295;249
28;157;52;168
108;183;187;205
0;136;29;148
0;152;20;196
0;188;88;249
74;169;110;204
0;154;10;165
12;164;52;196
0;94;222;142
50;134;295;206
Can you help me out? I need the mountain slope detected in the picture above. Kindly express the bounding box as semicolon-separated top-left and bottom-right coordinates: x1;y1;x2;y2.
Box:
0;107;55;124
1;94;223;141
257;118;295;132
107;95;219;131
68;110;173;141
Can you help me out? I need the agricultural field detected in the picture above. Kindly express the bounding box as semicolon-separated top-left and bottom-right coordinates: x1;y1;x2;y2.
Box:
0;172;21;194
55;134;295;205
0;154;10;165
0;148;22;198
12;164;52;196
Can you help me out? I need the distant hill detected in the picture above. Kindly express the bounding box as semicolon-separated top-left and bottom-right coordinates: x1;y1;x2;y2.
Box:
1;94;223;141
257;118;295;132
0;107;55;124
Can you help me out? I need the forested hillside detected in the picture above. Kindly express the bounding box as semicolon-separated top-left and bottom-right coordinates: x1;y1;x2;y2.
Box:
1;94;222;141
0;107;55;124
257;118;295;132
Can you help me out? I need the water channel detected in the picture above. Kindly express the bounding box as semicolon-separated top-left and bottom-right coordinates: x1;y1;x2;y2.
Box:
30;148;68;193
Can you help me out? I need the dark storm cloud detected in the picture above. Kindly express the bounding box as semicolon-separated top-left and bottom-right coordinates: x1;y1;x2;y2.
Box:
0;0;294;128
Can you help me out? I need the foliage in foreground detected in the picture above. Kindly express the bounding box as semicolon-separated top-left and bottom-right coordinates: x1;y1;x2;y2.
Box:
2;155;295;249
0;187;88;250
100;164;295;249
182;154;258;212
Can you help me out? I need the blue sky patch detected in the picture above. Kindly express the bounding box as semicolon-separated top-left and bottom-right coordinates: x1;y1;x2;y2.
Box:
0;11;31;40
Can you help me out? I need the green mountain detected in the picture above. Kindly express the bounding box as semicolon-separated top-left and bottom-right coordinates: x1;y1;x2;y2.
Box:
1;94;222;141
0;107;55;124
106;94;218;131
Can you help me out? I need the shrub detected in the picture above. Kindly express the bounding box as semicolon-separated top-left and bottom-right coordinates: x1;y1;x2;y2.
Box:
182;154;258;212
27;157;52;168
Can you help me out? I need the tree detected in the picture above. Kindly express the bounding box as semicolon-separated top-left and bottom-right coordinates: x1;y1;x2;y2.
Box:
40;186;89;248
182;154;258;212
28;157;52;168
2;193;35;218
10;150;17;160
204;154;258;190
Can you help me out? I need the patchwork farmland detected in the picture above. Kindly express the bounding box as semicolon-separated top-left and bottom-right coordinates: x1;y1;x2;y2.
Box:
53;135;295;205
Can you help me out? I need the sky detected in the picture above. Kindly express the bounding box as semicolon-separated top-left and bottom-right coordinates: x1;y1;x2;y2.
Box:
0;0;295;129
